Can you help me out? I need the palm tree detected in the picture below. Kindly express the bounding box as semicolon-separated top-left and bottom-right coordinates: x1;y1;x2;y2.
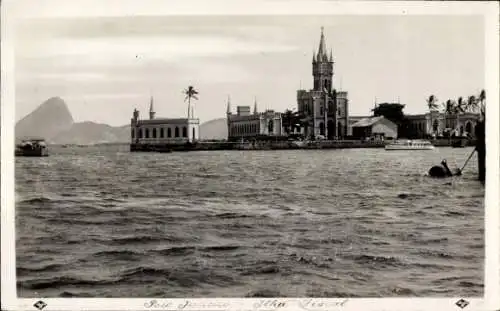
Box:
455;97;465;136
426;95;438;137
442;99;455;136
466;95;477;113
183;86;199;119
426;95;439;111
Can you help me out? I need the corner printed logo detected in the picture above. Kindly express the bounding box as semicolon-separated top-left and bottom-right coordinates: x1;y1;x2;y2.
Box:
34;300;47;310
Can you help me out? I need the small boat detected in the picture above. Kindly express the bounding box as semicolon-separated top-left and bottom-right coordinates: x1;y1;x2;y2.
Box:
385;139;435;151
15;138;49;157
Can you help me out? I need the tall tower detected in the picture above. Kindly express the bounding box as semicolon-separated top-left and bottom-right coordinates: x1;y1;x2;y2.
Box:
312;27;334;92
149;96;155;120
253;97;258;115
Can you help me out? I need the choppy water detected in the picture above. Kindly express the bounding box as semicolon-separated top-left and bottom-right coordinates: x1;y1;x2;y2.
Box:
15;145;484;297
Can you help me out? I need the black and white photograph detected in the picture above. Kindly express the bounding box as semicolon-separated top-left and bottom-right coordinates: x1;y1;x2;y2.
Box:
2;0;499;310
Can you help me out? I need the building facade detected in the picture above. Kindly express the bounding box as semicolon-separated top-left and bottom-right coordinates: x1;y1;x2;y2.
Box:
351;116;398;140
226;98;284;141
296;27;349;139
131;97;200;145
405;111;480;138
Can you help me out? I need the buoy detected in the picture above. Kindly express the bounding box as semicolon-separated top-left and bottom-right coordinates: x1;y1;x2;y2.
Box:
428;159;454;178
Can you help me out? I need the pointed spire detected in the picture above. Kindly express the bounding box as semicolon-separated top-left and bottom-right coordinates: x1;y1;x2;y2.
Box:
226;95;231;114
253;97;258;115
317;26;327;61
312;49;316;63
149;96;155;120
329;48;333;62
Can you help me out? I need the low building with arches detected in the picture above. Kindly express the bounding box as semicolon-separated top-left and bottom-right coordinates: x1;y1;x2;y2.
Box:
226;99;284;141
405;111;480;138
130;97;200;148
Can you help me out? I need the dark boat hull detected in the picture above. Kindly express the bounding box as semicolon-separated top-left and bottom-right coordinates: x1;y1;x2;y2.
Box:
15;147;49;157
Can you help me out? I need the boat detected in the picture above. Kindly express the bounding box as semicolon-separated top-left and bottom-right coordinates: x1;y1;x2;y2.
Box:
15;138;49;157
385;139;435;151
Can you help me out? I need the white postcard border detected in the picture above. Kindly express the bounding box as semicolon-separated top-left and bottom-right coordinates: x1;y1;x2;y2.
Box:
2;1;499;311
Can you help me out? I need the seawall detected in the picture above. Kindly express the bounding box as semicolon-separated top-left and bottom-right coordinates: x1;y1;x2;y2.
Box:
130;140;387;152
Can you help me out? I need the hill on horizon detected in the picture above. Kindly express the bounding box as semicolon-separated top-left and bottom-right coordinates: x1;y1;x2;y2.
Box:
15;98;130;145
15;97;74;141
15;97;229;144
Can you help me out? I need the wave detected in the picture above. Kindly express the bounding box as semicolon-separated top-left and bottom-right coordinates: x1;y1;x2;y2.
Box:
348;254;402;267
18;276;118;290
17;263;63;275
18;196;53;204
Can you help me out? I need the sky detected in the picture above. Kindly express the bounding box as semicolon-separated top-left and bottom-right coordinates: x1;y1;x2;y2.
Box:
12;3;485;126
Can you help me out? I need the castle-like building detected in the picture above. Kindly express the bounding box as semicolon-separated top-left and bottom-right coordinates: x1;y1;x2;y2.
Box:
297;27;349;139
226;27;349;141
130;97;200;147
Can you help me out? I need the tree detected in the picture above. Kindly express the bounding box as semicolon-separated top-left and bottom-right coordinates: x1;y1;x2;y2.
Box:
372;103;406;124
426;95;438;137
455;97;465;136
183;86;199;119
372;103;407;137
426;95;439;111
466;95;477;113
282;109;295;135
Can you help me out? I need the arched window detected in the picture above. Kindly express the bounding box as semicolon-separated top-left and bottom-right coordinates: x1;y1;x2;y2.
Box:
182;126;187;137
167;128;172;138
268;120;274;134
152;128;157;138
138;128;142;138
175;127;179;137
131;129;135;139
160;128;164;138
465;121;472;134
192;127;196;140
433;119;439;132
319;122;325;136
337;121;343;137
145;128;149;138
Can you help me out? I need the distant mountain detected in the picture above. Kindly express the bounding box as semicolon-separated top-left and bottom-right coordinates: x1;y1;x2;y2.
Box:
200;118;227;140
16;97;229;144
15;97;130;145
51;122;130;145
15;97;74;141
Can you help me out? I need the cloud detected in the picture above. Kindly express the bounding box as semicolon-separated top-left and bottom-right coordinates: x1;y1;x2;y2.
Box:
18;35;298;60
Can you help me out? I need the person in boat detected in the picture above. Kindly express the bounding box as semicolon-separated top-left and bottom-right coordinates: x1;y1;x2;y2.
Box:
428;159;461;178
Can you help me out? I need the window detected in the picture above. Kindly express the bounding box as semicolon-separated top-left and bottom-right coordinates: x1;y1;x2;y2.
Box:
160;128;164;138
131;129;135;139
167;128;172;138
152;128;157;138
145;128;149;138
175;127;179;137
182;126;187;137
138;129;142;138
192;127;196;140
268;120;274;133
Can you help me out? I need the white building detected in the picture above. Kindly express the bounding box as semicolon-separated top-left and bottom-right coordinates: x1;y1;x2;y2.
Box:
226;98;284;141
130;97;200;146
351;116;398;140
